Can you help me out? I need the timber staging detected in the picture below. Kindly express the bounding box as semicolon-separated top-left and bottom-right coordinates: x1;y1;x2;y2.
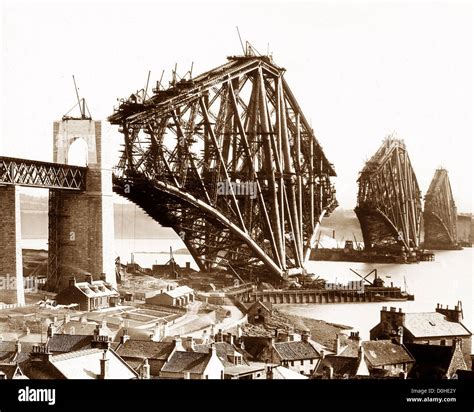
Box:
247;287;411;304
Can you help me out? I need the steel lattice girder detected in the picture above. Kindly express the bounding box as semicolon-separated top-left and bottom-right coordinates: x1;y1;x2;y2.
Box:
423;168;457;246
109;55;337;279
0;156;86;190
355;137;422;251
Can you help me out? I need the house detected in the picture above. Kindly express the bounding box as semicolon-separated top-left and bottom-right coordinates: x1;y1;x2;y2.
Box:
145;285;194;308
159;345;225;379
0;340;35;365
20;345;138;379
55;275;120;311
0;363;28;379
259;332;323;376
314;332;413;378
358;340;414;377
113;334;176;378
246;301;273;325
406;339;469;379
370;304;472;368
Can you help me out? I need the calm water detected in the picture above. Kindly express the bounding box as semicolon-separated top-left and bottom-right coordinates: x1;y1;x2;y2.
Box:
23;238;473;340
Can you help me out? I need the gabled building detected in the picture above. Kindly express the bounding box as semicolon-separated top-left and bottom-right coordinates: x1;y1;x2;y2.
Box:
145;285;194;308
314;332;413;379
159;345;224;379
259;332;323;376
246;301;273;325
113;335;176;378
56;276;120;311
370;304;472;368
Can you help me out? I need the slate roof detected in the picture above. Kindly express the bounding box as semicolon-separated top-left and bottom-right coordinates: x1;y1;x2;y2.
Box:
160;351;211;374
0;341;36;364
46;334;93;353
114;339;174;361
361;340;414;367
314;355;361;378
273;341;320;361
404;313;471;338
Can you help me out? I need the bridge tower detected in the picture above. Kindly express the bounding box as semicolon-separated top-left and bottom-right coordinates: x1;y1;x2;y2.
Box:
48;111;115;291
0;185;25;305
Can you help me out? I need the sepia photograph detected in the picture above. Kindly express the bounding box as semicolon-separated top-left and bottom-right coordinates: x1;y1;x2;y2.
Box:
0;0;472;408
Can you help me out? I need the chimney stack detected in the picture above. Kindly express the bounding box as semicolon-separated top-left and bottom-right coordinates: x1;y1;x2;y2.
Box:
47;323;54;339
15;340;21;354
85;274;93;284
173;338;185;352
301;330;310;343
99;350;109;379
120;329;130;344
69;277;76;287
141;358;151;379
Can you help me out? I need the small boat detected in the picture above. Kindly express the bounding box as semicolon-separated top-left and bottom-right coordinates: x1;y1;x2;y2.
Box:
373;291;414;302
373;293;409;302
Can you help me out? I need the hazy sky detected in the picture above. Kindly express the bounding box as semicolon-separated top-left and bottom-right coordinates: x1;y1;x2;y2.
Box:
1;0;472;211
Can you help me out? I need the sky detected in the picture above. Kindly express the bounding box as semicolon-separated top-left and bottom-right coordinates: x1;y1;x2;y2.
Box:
1;0;472;211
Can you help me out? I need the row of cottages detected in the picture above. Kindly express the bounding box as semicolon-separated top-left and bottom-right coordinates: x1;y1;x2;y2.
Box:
145;285;194;308
56;275;120;311
370;304;472;370
313;332;414;379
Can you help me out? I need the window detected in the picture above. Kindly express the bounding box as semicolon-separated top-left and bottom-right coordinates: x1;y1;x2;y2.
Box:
310;359;314;365
300;360;304;366
440;339;446;346
290;361;294;367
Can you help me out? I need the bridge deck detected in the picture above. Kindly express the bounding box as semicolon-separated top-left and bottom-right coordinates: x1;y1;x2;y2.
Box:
0;156;86;191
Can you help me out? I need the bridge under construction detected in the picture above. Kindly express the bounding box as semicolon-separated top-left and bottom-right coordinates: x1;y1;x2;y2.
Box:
109;52;337;281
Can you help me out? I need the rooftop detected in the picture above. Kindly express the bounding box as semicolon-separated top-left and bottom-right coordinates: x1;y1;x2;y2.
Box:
404;312;471;338
50;348;137;379
160;351;211;374
73;280;119;298
361;340;414;367
273;340;320;361
164;286;194;299
46;334;93;353
114;339;174;361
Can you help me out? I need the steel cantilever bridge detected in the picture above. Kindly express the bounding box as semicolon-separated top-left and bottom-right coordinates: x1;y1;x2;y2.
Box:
355;137;422;253
423;168;458;249
109;54;337;281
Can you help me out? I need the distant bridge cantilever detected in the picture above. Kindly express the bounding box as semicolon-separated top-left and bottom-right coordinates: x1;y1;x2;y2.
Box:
0;156;86;190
